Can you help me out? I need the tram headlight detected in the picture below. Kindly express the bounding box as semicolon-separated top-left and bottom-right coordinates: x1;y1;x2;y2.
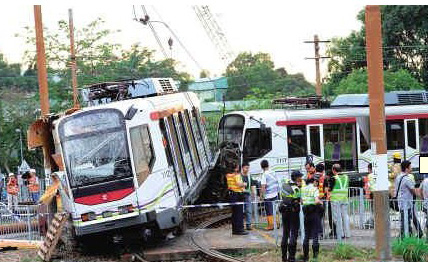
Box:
81;212;97;222
102;211;113;218
119;205;134;214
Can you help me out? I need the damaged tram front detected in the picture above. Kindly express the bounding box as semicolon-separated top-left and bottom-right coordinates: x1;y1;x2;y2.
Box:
28;78;213;241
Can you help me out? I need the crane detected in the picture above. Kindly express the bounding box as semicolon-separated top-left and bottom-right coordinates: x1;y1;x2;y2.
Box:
193;6;235;66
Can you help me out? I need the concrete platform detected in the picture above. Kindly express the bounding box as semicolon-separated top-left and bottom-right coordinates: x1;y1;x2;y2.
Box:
143;227;379;261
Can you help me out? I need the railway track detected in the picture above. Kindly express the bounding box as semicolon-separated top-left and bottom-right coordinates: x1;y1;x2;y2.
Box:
190;212;244;262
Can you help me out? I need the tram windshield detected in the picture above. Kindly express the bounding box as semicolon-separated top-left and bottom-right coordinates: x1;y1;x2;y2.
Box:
59;110;132;188
218;114;245;145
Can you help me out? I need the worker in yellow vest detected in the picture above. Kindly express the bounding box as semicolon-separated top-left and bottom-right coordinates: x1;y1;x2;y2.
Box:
301;177;323;262
226;164;248;235
330;164;351;239
389;152;401;197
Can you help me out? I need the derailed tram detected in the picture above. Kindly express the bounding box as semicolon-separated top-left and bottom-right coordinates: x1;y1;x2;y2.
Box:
218;91;428;180
28;78;214;241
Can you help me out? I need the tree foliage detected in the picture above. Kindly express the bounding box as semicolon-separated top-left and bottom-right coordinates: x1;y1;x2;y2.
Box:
332;68;423;95
0;18;193;174
225;52;315;100
325;6;428;96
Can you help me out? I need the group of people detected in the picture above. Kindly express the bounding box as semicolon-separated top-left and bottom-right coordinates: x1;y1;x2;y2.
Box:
387;152;428;239
5;169;40;210
225;160;350;262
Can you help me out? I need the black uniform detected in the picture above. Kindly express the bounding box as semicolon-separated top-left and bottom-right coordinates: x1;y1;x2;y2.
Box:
279;180;301;262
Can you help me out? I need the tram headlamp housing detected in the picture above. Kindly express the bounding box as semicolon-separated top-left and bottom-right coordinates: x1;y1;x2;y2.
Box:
119;205;134;215
102;211;113;218
81;212;97;222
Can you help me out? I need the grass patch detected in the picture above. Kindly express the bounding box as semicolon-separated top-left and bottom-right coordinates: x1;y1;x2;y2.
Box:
332;243;365;260
392;237;428;262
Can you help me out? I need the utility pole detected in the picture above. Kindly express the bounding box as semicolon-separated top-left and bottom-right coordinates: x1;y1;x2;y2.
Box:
365;5;390;260
304;35;330;96
34;5;52;183
69;9;79;109
34;5;49;116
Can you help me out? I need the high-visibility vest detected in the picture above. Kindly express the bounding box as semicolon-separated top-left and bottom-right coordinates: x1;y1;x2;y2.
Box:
28;176;40;193
226;173;244;193
330;174;349;202
301;184;318;206
7;178;19;195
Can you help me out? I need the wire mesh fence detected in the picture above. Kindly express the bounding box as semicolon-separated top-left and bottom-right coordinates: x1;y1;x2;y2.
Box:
0;204;45;241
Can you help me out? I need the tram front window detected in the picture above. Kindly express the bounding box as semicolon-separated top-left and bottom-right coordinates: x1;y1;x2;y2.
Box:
218;115;245;145
59;110;132;188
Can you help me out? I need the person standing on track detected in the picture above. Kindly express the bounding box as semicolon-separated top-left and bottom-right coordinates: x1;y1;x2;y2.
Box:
301;177;323;262
260;160;279;231
226;163;248;235
279;171;302;262
241;161;256;230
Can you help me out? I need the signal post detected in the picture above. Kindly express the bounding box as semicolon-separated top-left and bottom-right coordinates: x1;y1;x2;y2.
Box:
365;5;391;260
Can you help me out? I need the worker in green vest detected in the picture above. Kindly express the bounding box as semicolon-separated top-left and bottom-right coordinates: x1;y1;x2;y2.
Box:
330;164;351;239
279;171;302;262
301;177;323;262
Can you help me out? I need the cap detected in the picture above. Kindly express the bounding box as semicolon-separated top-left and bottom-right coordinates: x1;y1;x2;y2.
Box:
393;152;401;159
8;173;14;177
30;169;36;173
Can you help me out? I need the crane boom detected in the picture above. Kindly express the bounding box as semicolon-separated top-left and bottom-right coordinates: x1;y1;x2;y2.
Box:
193;6;235;66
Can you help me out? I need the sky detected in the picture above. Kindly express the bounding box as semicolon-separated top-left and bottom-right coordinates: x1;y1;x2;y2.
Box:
0;3;367;84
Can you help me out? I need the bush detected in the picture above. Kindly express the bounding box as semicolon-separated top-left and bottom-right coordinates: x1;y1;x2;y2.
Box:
392;237;428;262
332;243;363;259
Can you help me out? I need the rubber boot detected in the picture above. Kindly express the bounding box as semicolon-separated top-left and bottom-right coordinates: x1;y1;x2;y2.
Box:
266;215;274;230
303;244;309;262
288;244;296;262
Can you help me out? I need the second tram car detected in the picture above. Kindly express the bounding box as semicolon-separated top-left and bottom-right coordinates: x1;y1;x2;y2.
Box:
218;92;428;178
28;78;214;239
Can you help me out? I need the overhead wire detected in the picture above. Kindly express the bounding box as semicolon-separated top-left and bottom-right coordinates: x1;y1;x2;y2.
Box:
136;5;169;59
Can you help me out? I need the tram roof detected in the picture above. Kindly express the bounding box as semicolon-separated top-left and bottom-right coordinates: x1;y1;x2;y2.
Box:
227;104;428;123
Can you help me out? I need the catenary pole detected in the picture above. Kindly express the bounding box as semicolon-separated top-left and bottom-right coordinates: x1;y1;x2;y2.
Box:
365;5;391;260
69;9;80;109
34;5;50;116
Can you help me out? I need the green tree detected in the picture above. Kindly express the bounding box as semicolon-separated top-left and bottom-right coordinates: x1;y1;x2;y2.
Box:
225;52;315;100
333;68;423;95
326;6;428;95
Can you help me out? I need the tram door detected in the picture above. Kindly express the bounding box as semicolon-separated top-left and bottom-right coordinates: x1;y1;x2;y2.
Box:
306;125;324;165
404;119;419;168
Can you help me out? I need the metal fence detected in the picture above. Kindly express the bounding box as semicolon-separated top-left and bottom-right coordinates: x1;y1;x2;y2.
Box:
0;204;45;241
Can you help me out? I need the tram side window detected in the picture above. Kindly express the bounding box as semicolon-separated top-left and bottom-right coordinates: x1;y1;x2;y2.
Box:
386;120;404;150
407;121;417;149
419;119;428;154
360;130;370;153
130;125;155;186
177;113;190;153
159;119;174;166
287;125;307;158
243;128;272;160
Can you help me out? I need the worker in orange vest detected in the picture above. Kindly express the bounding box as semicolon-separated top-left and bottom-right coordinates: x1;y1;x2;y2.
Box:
27;169;40;203
314;163;326;238
7;173;19;210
